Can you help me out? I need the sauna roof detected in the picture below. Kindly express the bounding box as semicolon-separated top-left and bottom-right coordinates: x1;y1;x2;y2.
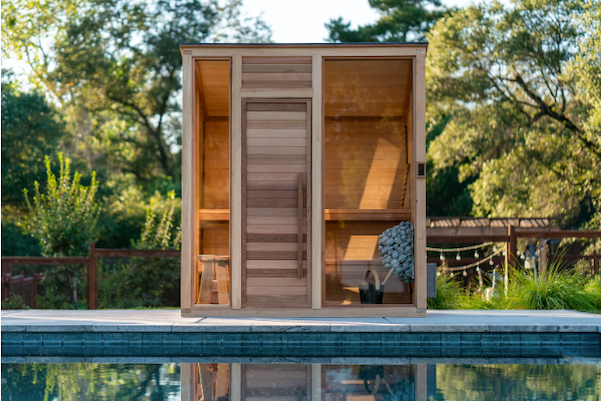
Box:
426;217;557;229
180;42;428;50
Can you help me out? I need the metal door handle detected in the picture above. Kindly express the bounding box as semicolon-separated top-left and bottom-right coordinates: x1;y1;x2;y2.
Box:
297;173;304;278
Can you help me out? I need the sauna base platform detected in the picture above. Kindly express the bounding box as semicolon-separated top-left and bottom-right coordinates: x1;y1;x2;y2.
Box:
182;306;425;318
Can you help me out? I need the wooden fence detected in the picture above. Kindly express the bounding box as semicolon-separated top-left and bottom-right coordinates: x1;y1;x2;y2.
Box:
2;229;599;309
1;244;180;309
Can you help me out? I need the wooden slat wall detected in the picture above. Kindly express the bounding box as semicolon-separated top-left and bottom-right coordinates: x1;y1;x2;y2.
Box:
202;121;230;209
243;364;310;400
242;57;312;89
199;120;230;258
242;100;312;307
324;119;409;209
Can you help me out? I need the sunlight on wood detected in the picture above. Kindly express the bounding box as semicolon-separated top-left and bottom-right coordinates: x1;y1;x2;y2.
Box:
359;137;401;209
343;235;379;261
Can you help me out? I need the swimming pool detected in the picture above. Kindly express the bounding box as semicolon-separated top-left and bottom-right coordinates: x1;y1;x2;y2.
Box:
2;358;600;400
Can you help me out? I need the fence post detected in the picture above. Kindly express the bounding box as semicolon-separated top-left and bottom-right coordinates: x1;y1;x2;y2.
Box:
594;256;599;276
87;243;98;310
538;238;548;276
508;225;518;267
2;262;12;302
33;273;43;309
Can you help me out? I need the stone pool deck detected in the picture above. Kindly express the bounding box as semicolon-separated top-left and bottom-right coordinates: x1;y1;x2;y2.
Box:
2;310;600;358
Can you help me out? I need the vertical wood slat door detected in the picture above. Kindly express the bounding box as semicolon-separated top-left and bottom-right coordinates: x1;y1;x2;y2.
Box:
242;364;311;400
242;99;312;308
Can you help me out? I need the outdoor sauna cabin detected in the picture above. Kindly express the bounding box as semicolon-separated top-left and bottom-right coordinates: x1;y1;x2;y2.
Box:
180;362;430;400
180;43;427;317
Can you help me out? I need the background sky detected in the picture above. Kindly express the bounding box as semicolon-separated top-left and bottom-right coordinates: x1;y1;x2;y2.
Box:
2;0;483;83
242;0;479;43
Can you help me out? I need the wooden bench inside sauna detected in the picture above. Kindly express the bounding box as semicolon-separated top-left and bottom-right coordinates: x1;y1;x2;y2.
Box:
181;43;427;317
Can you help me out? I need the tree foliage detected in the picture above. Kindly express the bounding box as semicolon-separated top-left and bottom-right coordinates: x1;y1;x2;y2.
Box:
2;0;271;181
24;154;100;308
1;78;66;205
98;191;181;308
2;363;180;400
25;154;100;257
326;0;450;42
426;0;600;226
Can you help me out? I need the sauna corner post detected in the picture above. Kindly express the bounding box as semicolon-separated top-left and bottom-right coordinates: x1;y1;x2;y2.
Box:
181;50;194;313
231;54;243;309
312;54;323;309
414;50;427;312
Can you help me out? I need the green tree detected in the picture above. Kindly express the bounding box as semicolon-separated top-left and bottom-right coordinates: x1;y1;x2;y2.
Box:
25;153;100;308
563;1;601;255
2;363;181;400
1;77;66;205
435;364;601;400
326;0;450;42
426;0;600;226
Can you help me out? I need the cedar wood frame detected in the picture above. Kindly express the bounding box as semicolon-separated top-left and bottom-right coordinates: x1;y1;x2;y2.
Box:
181;43;428;317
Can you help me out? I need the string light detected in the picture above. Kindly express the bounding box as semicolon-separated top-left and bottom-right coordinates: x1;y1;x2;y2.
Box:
437;247;504;272
456;253;461;261
440;253;445;261
474;250;479;258
462;270;467;277
427;242;496;253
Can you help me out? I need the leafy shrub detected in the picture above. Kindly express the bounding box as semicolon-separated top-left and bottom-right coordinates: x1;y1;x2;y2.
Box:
98;191;181;308
1;218;41;257
24;153;99;309
1;294;30;310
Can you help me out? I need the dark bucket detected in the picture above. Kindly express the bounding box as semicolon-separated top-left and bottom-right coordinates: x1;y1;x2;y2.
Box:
359;284;385;304
359;268;384;304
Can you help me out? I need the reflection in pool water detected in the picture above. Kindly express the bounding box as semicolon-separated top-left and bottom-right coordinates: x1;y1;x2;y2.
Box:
1;361;600;400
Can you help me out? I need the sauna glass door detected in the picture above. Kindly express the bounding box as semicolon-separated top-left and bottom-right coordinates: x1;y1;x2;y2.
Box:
241;99;312;308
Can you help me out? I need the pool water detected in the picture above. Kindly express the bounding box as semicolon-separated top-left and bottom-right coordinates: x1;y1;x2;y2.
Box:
2;360;600;400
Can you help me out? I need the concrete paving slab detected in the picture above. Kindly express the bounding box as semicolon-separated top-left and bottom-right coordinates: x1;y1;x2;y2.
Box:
328;318;409;332
1;325;26;332
91;324;173;332
173;317;252;332
2;309;600;335
249;318;331;332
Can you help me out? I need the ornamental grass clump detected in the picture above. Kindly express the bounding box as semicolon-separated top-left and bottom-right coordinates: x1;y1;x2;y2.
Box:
507;261;596;311
427;274;463;309
584;275;601;311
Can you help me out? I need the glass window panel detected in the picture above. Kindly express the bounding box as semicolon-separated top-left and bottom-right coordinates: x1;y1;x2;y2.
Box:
324;58;414;306
195;60;231;305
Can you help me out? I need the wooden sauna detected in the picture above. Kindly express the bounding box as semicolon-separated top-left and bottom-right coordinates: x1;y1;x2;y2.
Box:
181;43;427;317
180;362;431;400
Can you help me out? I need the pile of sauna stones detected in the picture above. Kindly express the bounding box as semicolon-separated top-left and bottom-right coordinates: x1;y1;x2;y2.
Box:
378;221;414;283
